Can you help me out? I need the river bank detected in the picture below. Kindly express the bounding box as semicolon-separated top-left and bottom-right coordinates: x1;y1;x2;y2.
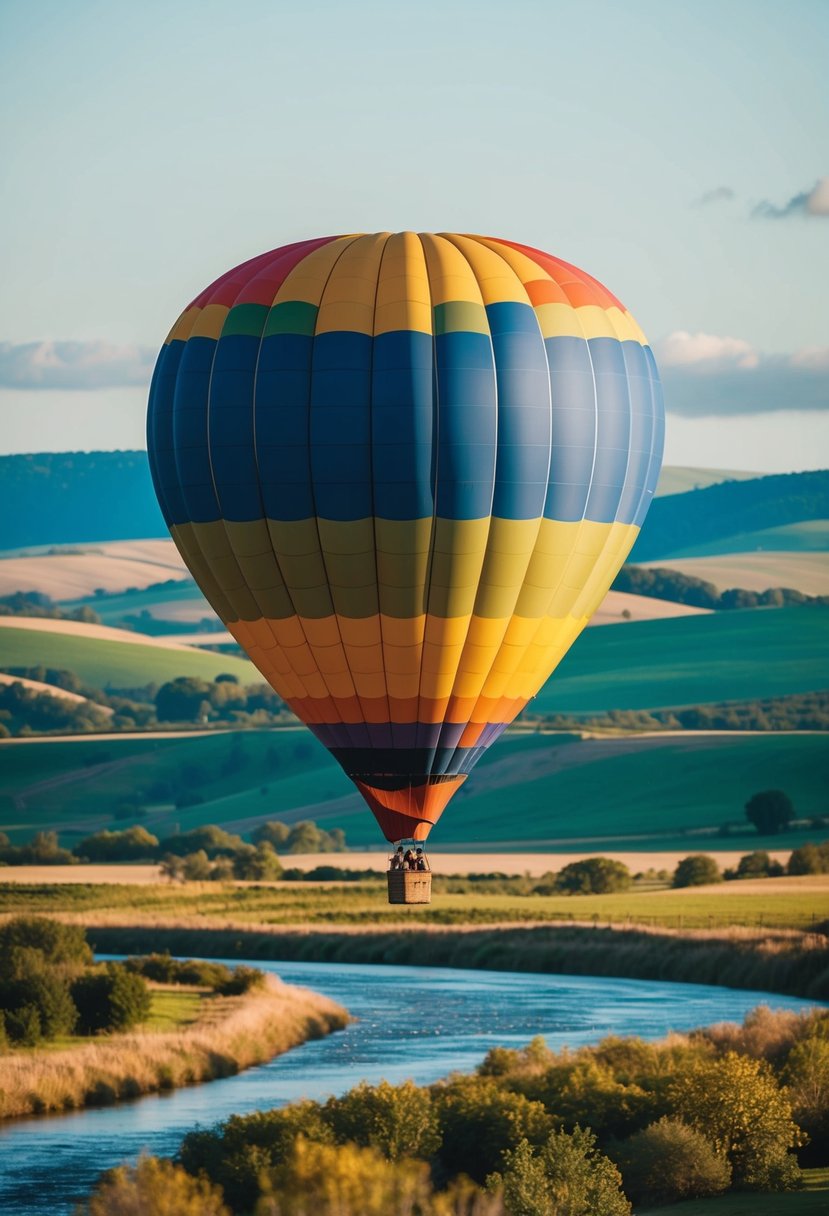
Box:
85;921;829;1001
0;973;347;1120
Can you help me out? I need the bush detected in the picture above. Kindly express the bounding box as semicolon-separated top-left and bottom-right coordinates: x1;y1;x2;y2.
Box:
745;789;794;835
74;825;159;862
434;1076;554;1182
670;1051;804;1188
80;1154;230;1216
71;963;151;1034
611;1117;730;1205
788;840;829;875
0;971;77;1040
0;916;91;977
233;841;283;881
731;850;785;879
158;825;246;859
266;1137;434;1216
3;1003;42;1046
324;1080;441;1161
554;858;632;895
672;854;722;888
491;1126;631;1216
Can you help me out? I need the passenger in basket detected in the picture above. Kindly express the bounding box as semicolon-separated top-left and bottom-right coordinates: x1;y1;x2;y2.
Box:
389;846;405;870
415;848;429;872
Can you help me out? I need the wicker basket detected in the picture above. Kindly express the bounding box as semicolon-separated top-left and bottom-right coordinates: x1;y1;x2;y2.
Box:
387;869;432;905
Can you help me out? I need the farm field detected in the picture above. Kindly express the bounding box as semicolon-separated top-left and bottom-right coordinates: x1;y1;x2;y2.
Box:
63;578;216;625
0;619;256;687
0;539;189;598
635;552;829;596
2;728;827;852
653;466;765;498
531;605;829;714
1;872;826;930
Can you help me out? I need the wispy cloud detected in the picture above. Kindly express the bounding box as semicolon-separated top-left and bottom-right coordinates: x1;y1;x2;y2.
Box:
752;177;829;219
0;341;154;389
655;332;829;415
692;186;735;208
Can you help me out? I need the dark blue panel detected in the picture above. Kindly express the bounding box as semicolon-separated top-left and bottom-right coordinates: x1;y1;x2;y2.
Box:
147;341;188;527
485;301;540;334
544;337;596;520
172;337;221;524
373;330;432;371
208;334;263;522
584;337;632;524
254;334;314;522
435;329;497;519
257;332;313;372
312;330;373;370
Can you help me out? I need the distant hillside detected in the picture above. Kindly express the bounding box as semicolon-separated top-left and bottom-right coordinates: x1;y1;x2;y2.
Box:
2;453;827;559
0;452;165;550
629;470;829;561
654;465;764;497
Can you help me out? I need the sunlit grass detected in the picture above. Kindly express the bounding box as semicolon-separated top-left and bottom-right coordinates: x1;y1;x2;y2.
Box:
640;1167;829;1214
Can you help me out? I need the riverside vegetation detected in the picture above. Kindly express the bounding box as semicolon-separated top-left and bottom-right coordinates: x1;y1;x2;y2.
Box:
75;1003;829;1215
0;917;347;1119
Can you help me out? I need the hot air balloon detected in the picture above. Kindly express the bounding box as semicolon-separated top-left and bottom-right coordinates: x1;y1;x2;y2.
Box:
147;233;664;903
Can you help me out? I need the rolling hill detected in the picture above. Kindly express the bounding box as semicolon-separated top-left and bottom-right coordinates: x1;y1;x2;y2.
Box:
634;553;829;596
1;728;826;853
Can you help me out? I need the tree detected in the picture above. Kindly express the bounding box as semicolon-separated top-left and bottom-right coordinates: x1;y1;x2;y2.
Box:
265;1137;433;1216
155;677;212;722
669;1051;804;1189
788;841;829;875
0;916;91;975
233;842;283;881
158;825;245;858
434;1076;554;1182
324;1080;441;1161
75;825;159;862
491;1126;631;1216
610;1117;730;1206
71;963;151;1034
745;789;794;836
181;850;213;880
554;858;631;895
0;971;77;1040
253;820;291;848
80;1154;230;1216
734;850;784;879
672;854;721;888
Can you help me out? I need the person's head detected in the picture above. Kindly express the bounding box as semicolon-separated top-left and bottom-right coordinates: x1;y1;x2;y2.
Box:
416;848;423;855
396;846;404;854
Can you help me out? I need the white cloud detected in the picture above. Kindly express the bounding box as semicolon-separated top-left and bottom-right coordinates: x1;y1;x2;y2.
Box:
656;331;759;371
656;335;829;415
0;340;155;389
753;177;829;219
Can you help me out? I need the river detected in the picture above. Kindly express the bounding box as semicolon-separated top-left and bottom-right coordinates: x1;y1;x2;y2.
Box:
0;959;821;1214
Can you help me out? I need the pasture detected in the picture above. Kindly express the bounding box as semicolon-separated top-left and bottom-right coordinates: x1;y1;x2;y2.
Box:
0;621;256;687
635;552;829;596
2;729;827;852
665;518;829;558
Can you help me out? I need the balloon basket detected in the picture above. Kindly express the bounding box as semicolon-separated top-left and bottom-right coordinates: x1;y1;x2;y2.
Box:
387;870;432;905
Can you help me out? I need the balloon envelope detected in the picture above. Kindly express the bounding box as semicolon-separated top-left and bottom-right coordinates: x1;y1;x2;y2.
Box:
147;233;664;842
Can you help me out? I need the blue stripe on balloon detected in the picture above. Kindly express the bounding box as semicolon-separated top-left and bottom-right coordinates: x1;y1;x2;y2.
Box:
372;331;434;520
209;334;264;522
434;330;497;519
172;336;221;524
615;341;655;525
147;340;189;527
544;336;595;521
255;333;314;521
584;337;632;523
310;331;373;519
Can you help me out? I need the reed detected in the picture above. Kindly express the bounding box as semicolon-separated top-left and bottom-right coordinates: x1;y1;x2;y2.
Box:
0;974;347;1120
83;921;829;1001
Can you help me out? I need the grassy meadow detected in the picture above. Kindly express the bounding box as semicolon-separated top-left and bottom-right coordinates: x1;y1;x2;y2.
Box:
0;623;256;687
2;873;826;931
642;1168;829;1215
2;727;827;852
665;518;829;558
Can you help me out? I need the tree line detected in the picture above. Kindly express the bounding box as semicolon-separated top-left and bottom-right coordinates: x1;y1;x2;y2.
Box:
611;565;829;610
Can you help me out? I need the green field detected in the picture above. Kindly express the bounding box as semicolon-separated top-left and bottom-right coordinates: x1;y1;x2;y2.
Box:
62;580;212;626
642;1168;829;1215
1;874;826;931
533;606;829;714
0;625;256;687
665;519;829;558
2;729;827;852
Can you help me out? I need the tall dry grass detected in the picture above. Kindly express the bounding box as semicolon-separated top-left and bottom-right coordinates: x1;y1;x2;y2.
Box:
0;975;347;1120
83;922;829;1001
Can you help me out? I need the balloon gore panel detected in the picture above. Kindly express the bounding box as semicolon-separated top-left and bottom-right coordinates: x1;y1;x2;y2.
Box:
147;233;664;842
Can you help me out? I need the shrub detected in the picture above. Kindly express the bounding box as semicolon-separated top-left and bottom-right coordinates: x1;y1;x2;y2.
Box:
265;1137;433;1216
745;789;794;835
181;850;213;880
80;1153;229;1216
324;1079;441;1161
611;1117;730;1205
0;971;77;1039
232;841;283;881
490;1126;631;1216
788;840;829;875
670;1050;804;1188
158;825;245;859
74;825;159;862
672;854;722;887
554;858;632;895
0;916;91;977
783;1034;829;1162
434;1076;554;1182
71;964;151;1034
3;1003;42;1046
733;850;785;879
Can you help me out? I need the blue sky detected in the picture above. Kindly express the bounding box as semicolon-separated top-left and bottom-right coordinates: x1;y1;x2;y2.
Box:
1;0;827;470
